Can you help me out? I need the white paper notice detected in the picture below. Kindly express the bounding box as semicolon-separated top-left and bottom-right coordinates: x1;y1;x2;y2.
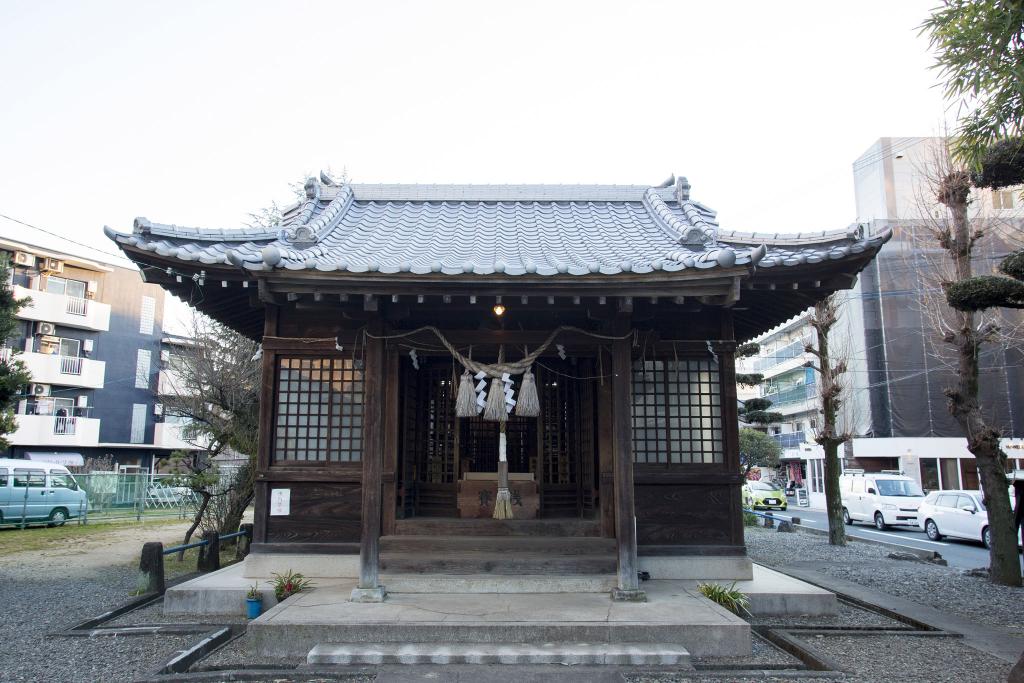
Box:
270;488;291;516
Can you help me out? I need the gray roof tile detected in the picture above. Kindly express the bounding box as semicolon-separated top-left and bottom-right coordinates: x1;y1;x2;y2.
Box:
105;178;892;277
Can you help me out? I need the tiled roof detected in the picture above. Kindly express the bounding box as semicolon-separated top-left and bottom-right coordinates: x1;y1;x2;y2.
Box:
105;177;891;277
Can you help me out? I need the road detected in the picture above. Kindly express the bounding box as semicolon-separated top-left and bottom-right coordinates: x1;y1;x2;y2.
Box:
767;504;1009;570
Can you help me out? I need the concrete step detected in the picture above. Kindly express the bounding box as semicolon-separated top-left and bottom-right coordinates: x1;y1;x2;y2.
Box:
380;551;616;575
307;642;692;666
383;573;616;593
393;518;601;537
380;535;615;554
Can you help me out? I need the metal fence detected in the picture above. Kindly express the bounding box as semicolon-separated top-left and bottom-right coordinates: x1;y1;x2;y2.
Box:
0;467;242;528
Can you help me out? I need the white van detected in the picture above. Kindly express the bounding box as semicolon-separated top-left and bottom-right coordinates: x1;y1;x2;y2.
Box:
0;458;89;527
840;469;925;530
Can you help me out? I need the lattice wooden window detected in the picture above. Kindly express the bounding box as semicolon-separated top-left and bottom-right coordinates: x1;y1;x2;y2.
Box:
273;356;363;462
631;358;723;465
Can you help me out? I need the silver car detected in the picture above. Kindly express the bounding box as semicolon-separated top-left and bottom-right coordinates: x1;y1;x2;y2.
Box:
0;458;89;526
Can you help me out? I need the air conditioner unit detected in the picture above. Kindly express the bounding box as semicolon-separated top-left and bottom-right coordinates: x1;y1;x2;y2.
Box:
42;258;64;273
153;403;164;416
160;349;171;363
82;339;94;353
30;383;51;396
13;252;34;267
35;322;55;336
77;395;88;408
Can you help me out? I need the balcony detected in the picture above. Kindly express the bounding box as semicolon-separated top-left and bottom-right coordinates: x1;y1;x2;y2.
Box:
9;414;101;447
13;285;111;331
157;368;187;396
154;421;207;451
762;383;818;417
17;352;105;389
772;431;807;449
750;339;813;378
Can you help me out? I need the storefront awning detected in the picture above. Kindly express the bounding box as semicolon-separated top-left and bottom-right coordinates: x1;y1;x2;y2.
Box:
24;452;84;467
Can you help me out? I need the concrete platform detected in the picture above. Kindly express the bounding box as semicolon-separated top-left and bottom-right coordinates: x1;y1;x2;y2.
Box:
307;642;692;666
247;580;750;658
166;561;833;617
681;564;838;617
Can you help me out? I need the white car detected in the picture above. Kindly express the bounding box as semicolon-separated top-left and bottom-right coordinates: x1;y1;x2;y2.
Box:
918;490;994;548
840;470;925;530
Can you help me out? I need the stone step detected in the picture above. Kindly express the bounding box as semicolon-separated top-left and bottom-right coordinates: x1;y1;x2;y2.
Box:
383;573;616;593
380;535;615;555
393;518;602;537
307;642;692;666
380;551;616;575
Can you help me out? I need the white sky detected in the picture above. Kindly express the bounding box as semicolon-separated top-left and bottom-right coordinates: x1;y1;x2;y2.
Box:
0;1;950;329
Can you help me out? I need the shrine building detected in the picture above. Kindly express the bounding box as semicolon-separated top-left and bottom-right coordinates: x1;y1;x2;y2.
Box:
107;175;890;605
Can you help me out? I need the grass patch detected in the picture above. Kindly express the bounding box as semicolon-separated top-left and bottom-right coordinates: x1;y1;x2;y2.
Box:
162;546;238;581
0;517;186;555
698;581;751;617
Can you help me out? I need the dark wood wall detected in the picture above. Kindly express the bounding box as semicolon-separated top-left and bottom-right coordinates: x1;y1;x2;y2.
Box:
252;303;745;557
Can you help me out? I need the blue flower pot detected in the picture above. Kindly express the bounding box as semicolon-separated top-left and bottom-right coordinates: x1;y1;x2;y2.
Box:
246;597;262;619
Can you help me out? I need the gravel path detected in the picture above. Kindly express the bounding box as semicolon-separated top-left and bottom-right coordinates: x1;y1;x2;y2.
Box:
0;561;194;682
745;525;1024;635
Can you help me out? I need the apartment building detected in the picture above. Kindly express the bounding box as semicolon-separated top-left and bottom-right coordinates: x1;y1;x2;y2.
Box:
1;237;196;469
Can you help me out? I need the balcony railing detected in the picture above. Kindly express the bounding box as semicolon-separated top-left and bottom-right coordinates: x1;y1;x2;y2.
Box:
59;355;83;375
772;431;807;448
752;339;810;372
65;296;88;316
53;416;77;435
762;383;817;406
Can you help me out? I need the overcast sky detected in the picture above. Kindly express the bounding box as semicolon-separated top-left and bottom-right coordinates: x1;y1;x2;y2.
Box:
0;1;948;281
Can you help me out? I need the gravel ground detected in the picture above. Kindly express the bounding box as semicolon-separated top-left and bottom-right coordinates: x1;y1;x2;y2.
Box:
691;632;800;668
810;633;1012;682
755;599;907;629
0;562;196;682
746;525;1024;635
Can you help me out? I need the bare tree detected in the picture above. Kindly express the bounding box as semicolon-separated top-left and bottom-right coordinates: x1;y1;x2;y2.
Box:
160;315;260;544
928;160;1021;586
807;294;849;546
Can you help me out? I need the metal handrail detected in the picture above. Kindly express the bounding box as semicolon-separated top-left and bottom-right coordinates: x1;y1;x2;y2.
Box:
161;527;251;555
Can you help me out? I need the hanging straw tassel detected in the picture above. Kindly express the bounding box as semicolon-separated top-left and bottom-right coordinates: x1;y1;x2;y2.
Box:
482;377;507;422
515;367;540;417
455;370;478;418
493;424;514;519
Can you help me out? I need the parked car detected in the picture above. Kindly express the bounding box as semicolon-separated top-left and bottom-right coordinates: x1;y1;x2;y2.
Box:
840;470;924;530
918;489;1021;549
743;480;787;511
0;458;89;527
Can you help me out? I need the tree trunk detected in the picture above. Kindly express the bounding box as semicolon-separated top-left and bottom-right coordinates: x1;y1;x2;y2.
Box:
218;458;255;535
943;176;1021;587
812;298;846;546
822;439;845;545
179;491;211;561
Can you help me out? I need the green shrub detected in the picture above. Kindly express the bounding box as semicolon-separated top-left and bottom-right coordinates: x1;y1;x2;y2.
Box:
944;275;1024;311
743;511;758;527
698;581;751;616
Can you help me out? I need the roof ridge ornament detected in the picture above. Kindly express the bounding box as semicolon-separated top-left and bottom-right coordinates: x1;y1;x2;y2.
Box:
643;187;717;247
675;176;691;202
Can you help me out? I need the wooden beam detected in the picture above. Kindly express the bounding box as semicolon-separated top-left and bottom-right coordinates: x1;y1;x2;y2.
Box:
253;305;279;546
610;322;644;601
353;318;385;602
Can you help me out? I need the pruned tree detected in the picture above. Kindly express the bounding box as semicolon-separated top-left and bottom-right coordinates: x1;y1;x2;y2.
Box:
735;342;783;430
926;158;1022;587
806;294;848;546
738;427;782;480
0;256;32;449
159;316;260;544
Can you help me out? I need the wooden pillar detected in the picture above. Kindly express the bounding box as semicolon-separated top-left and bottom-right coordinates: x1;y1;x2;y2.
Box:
719;310;744;547
253;305;279;546
352;322;386;602
381;350;399;536
610;330;645;601
597;347;615;538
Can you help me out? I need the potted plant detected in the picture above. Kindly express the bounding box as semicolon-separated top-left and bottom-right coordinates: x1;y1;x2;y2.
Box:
245;582;262;619
271;569;313;602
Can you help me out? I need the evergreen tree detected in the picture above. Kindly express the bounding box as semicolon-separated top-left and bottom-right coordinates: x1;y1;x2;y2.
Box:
0;256;32;449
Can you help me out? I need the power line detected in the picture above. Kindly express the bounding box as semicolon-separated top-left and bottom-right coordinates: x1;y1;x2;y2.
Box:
0;212;135;265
